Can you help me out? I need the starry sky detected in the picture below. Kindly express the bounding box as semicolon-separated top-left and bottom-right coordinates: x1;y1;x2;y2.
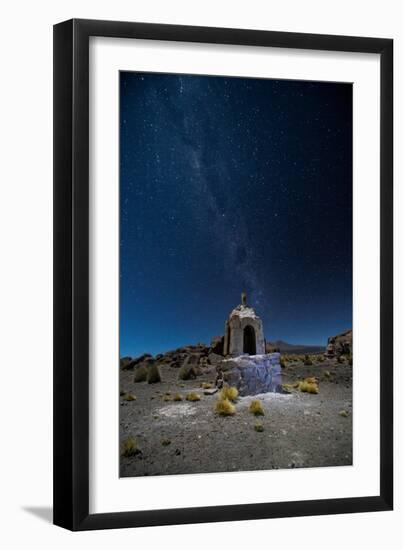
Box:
120;72;352;357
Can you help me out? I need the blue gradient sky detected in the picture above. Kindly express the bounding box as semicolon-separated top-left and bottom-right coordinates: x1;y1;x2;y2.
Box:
120;72;352;357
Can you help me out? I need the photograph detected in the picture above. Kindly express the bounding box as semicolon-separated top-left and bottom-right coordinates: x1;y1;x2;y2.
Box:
119;71;353;477
0;0;396;541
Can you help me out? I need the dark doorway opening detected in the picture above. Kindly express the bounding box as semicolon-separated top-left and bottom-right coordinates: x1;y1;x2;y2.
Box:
243;325;256;355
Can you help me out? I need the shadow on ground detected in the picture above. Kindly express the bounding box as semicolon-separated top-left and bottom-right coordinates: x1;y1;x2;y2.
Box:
22;506;53;524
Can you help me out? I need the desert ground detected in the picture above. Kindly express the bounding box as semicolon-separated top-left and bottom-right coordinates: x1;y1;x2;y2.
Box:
119;355;352;477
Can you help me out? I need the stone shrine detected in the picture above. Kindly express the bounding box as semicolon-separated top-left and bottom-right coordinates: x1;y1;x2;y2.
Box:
217;293;282;395
223;292;265;356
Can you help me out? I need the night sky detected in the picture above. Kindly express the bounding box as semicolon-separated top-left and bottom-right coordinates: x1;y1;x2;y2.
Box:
120;72;352;357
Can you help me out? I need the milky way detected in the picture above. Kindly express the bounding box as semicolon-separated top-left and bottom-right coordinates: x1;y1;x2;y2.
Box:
120;72;352;356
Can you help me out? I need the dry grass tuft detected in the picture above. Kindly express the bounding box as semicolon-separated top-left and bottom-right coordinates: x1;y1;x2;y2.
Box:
134;365;148;383
200;382;213;389
220;385;239;402
254;422;264;432
124;393;137;401
339;410;349;417
161;438;171;446
249;399;265;416
215;397;236;416
186;392;201;402
299;379;319;394
147;363;161;384
303;355;313;366
173;393;183;401
121;436;140;458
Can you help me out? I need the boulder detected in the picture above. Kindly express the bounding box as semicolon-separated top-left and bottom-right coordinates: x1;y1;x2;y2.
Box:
216;353;282;396
210;335;224;355
184;353;202;366
208;352;223;366
325;329;352;358
121;353;152;370
120;356;132;369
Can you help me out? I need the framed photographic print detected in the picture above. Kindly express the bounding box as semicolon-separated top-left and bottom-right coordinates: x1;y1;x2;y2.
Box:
53;19;393;530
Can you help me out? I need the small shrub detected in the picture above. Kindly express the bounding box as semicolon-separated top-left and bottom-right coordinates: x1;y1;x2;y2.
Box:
299;380;319;394
186;392;201;402
178;364;197;380
337;355;344;364
249;399;264;416
304;355;313;366
339;410;349;417
162;395;172;401
173;393;183;401
124;393;137;401
254;423;264;432
161;438;171;446
200;382;213;389
121;436;139;458
280;356;286;368
134;365;148;383
220;385;239;402
147;363;161;384
215;398;236;416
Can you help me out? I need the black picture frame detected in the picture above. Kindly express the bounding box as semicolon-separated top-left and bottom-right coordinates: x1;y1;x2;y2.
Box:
53;18;393;531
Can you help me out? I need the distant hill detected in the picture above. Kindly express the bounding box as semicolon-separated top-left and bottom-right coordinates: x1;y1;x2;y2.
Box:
266;340;325;355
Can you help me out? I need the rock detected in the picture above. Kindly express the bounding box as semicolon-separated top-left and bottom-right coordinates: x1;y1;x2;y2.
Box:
203;388;219;396
210;335;224;355
325;329;352;358
208;352;223;366
122;353;153;370
183;354;202;368
120;357;132;369
216;353;282;396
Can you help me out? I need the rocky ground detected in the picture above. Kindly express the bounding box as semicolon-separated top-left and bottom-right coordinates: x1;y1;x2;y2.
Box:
119;353;352;477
